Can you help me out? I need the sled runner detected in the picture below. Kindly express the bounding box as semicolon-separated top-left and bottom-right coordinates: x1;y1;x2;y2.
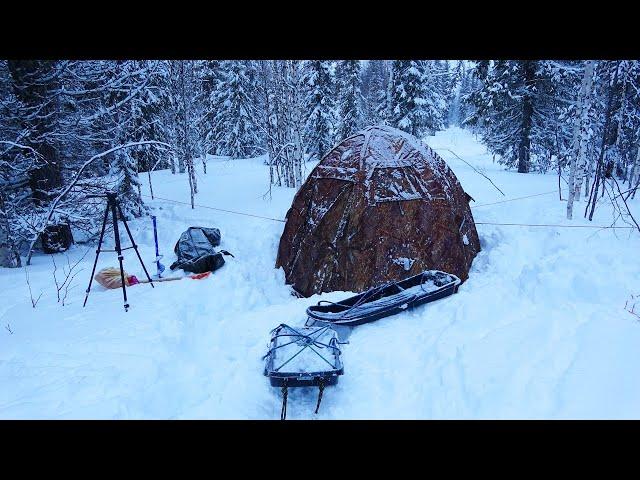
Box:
263;324;344;419
306;270;461;327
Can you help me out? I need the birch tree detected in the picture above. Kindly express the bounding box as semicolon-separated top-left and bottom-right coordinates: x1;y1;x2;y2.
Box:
166;60;200;208
566;60;595;219
263;60;307;189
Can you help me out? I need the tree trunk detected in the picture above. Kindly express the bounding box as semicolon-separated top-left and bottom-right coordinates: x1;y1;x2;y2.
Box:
628;144;639;190
202;140;208;175
0;194;21;268
586;63;619;221
566;61;595;219
136;157;143;217
147;169;155;199
584;164;591;199
517;61;535;173
386;62;394;123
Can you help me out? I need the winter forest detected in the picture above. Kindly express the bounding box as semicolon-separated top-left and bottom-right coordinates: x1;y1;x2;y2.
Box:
3;59;639;266
1;59;640;420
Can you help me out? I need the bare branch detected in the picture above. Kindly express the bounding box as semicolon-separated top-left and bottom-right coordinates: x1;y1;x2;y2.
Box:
611;177;640;233
0;140;44;158
51;249;90;305
625;294;640;321
24;266;43;308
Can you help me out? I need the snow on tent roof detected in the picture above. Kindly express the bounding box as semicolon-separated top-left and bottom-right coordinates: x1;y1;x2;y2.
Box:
311;125;454;205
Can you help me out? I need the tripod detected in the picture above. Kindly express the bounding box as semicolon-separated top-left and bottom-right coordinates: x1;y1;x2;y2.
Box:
83;192;154;311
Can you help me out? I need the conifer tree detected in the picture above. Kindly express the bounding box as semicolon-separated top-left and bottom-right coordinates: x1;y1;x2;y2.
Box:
196;60;224;172
361;60;389;126
335;60;364;140
388;60;445;137
420;60;449;135
211;61;261;159
465;60;543;173
303;60;335;162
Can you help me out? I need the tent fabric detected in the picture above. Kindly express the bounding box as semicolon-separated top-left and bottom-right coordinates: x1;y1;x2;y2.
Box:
276;125;481;298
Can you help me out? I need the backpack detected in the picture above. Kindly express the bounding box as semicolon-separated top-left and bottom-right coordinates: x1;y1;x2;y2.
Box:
169;227;233;274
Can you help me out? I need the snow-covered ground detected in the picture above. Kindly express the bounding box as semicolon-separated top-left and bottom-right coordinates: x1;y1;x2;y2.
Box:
1;127;639;419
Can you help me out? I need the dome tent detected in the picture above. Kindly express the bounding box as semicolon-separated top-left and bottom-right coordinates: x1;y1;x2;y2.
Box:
276;125;480;298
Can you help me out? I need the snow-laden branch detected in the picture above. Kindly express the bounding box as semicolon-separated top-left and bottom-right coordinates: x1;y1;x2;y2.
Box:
81;75;152;123
25;140;173;265
59;64;157;97
0;140;44;158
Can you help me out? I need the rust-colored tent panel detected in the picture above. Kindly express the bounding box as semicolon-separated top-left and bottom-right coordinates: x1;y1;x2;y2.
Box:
276;125;480;298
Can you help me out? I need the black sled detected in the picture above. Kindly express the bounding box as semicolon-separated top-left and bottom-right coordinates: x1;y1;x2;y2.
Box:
306;270;461;327
263;324;344;419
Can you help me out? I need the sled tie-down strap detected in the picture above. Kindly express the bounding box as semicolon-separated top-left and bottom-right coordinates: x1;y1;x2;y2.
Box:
281;380;288;421
263;325;340;372
315;378;325;414
280;378;326;421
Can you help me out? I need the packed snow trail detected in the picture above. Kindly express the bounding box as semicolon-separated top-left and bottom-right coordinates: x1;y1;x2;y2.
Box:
1;128;639;419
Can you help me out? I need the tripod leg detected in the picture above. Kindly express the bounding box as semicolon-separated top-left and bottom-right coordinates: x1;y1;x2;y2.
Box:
117;202;155;288
110;196;130;312
83;201;110;308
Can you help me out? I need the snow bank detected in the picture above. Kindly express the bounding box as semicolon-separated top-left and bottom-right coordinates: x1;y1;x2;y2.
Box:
1;129;639;419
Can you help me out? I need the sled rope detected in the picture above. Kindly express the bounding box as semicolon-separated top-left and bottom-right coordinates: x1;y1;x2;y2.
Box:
280;381;288;421
141;194;286;223
142;194;636;231
148;189;560;219
471;190;557;208
315;378;325;415
475;222;635;229
432;147;506;196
